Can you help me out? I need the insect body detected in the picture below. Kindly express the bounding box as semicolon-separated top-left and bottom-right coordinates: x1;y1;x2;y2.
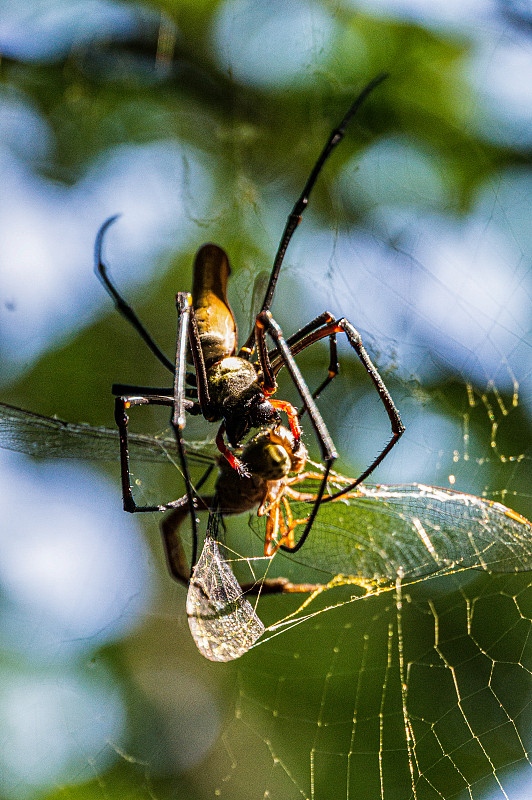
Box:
160;423;309;585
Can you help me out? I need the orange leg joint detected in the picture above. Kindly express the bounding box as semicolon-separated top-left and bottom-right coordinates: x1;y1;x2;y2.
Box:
269;398;302;441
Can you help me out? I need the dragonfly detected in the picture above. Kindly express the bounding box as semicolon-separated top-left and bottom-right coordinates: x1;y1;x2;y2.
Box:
2;401;531;661
1;400;531;587
157;416;532;659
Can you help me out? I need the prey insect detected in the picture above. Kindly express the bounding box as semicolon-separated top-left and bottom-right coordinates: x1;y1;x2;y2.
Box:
152;416;532;660
2;401;532;663
161;423;312;581
94;72;404;569
157;419;532;589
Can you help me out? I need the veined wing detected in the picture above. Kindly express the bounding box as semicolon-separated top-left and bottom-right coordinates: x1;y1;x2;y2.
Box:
187;510;264;661
0;402;216;467
259;482;532;582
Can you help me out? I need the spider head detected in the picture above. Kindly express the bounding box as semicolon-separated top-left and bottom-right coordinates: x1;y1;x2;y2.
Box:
224;394;280;447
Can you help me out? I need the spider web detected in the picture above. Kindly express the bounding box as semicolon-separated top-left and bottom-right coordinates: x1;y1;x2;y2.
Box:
2;133;530;800
110;250;530;800
223;571;532;800
146;30;532;795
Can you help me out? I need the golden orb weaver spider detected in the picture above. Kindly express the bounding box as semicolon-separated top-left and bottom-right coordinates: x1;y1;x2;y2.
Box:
94;72;404;569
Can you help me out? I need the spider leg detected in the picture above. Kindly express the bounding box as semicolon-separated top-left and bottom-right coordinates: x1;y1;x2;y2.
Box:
264;314;339;413
271;312;405;500
266;498;290;554
255;309;337;553
95;216;176;373
177;293;214;417
284;315;339;408
161;494;214;585
271;311;335;357
239;72;388;355
114;393;196;513
255;310;337;462
276;460;333;554
301;333;338;408
270;313;340;409
264;500;281;556
111;293;215;569
265;312;340;411
171;293;209;568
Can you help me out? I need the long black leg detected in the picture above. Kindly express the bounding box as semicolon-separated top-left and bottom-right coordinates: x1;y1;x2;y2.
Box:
95;215;175;374
176;293;214;417
301;333;338;409
266;311;335;371
271;313;405;500
267;312;341;413
318;316;406;498
255;309;404;548
113;293;218;569
111;385;201;416
112;384;173;396
240;72;388;355
275;311;334;355
112;382;202;404
115;394;182;512
114;389;203;507
255;310;337;551
172;293;202;567
196;463;215;492
255;310;338;463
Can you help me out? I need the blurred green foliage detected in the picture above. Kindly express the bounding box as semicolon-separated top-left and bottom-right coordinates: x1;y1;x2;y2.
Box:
1;1;531;799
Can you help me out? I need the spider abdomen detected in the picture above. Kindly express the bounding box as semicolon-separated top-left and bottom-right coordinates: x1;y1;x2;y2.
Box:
192;244;237;365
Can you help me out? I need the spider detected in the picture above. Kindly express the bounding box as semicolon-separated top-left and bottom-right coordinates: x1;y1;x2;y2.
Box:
94;72;404;568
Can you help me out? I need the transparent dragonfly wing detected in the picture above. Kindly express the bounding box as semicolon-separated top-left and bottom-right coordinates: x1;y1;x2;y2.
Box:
261;483;532;583
187;512;265;661
0;402;216;467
